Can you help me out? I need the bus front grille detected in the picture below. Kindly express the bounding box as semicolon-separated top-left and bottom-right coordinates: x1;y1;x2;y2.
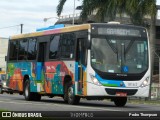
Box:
105;88;138;96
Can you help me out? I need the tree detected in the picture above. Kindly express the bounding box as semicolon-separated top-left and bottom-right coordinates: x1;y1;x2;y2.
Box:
57;0;67;16
57;0;123;22
57;0;156;24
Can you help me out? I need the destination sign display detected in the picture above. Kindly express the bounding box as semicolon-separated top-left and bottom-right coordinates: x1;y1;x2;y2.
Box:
98;28;142;37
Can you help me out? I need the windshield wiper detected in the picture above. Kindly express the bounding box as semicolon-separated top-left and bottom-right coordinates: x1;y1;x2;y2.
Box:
106;39;119;62
106;39;118;54
106;38;118;61
125;40;135;55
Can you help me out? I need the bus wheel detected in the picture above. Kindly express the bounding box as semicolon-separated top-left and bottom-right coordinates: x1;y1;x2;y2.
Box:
63;83;68;103
113;97;127;107
24;80;34;101
66;81;80;105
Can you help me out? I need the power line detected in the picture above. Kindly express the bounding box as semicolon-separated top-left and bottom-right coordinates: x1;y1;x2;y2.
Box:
0;24;23;34
0;24;20;30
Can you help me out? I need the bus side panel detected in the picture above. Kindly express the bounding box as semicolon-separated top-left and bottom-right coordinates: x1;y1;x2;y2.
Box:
7;62;45;93
75;62;87;96
30;62;45;93
45;61;62;94
45;61;75;95
7;61;76;95
7;62;32;92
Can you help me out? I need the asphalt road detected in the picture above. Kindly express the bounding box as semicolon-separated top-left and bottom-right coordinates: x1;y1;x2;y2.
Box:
0;94;160;111
0;94;160;119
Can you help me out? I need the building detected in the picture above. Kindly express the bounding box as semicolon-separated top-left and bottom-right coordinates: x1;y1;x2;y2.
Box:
0;37;8;73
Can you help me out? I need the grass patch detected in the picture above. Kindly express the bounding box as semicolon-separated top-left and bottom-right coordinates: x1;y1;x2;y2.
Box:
128;99;160;105
0;109;8;111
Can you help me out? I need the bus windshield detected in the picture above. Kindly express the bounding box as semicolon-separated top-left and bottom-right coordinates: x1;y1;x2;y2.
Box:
91;37;148;74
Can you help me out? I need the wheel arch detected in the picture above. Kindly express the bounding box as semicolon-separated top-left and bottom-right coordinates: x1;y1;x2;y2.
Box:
63;75;73;95
63;75;72;86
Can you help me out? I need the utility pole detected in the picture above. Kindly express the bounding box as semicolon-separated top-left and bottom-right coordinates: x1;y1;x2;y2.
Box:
72;0;75;25
20;24;23;34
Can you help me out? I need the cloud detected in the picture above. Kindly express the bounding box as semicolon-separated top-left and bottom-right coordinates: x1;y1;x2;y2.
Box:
0;0;82;37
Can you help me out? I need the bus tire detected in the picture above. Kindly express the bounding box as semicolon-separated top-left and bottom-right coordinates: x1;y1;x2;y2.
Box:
113;97;127;107
66;81;80;105
24;80;34;101
63;83;69;103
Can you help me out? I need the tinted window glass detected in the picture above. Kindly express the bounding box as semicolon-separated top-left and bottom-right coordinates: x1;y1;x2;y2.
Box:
18;39;28;60
49;35;60;59
60;33;75;59
28;38;37;60
9;41;18;60
91;38;148;74
0;74;6;81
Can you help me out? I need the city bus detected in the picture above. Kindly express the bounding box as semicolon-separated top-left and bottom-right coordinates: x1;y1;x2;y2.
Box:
6;23;150;106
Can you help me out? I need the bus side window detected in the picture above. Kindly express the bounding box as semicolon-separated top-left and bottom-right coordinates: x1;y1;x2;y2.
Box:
28;38;37;60
18;39;28;60
9;40;19;61
49;35;60;59
77;38;87;66
60;33;75;59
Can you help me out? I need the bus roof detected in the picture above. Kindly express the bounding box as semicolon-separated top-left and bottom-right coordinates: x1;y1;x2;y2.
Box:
10;24;91;40
10;23;145;40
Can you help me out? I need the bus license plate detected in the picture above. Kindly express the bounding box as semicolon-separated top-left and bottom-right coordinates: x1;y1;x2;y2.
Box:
116;92;127;96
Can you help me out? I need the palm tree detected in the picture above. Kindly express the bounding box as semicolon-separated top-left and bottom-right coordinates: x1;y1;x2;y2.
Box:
56;0;123;22
81;0;123;22
57;0;156;24
57;0;67;16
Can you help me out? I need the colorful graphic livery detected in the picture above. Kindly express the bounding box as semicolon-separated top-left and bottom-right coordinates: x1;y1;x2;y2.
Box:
6;23;151;106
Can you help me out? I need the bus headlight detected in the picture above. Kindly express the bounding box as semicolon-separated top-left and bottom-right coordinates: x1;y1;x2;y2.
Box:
140;77;149;87
90;74;102;86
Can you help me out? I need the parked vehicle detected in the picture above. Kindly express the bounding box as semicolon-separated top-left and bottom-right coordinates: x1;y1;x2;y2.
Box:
0;74;13;94
0;79;3;94
0;74;5;94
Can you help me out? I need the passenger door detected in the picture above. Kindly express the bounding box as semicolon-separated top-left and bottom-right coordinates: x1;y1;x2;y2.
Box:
37;37;48;92
77;38;87;95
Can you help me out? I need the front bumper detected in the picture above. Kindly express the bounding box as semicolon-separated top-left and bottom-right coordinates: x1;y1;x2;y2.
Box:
87;82;149;97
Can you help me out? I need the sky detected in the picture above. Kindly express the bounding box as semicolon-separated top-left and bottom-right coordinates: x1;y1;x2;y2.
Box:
0;0;81;38
0;0;160;38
